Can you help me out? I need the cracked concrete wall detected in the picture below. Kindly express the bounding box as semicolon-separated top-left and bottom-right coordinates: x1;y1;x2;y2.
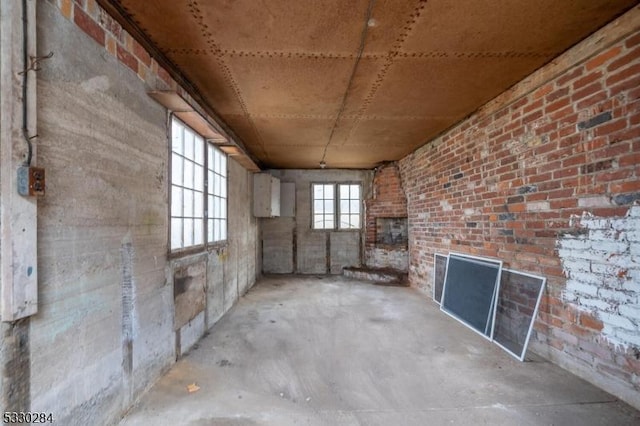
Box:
27;2;259;424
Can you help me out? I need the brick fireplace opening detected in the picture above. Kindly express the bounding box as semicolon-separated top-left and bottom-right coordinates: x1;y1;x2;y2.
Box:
364;163;409;271
376;217;408;247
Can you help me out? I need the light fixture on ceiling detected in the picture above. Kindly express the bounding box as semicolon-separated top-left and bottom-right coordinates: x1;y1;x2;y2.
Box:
319;161;326;169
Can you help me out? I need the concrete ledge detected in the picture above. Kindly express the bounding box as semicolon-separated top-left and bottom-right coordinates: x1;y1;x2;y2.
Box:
343;266;409;286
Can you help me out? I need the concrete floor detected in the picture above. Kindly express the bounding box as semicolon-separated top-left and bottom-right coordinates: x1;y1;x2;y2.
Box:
120;275;640;426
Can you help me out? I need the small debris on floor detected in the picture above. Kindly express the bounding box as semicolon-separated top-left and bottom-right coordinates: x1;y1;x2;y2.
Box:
187;383;200;393
217;359;232;367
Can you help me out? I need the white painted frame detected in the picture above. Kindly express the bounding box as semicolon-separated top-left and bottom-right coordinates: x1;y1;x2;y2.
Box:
493;268;546;362
432;253;448;305
440;252;503;342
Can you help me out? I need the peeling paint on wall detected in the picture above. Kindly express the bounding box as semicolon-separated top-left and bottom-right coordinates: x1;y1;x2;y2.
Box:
558;205;640;351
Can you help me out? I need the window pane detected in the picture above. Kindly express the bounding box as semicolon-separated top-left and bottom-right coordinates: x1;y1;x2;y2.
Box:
221;177;227;198
194;136;204;165
350;200;360;213
194;192;203;218
214;174;220;196
172;121;183;154
171;186;182;217
183;190;194;217
194;165;204;192
220;155;227;176
183;161;193;189
194;219;203;245
324;184;333;198
184;129;194;160
215;150;221;173
184;219;194;246
207;219;214;242
313;184;323;199
207;145;214;168
213;220;220;241
208;195;214;218
314;200;324;214
171;218;182;249
208;170;214;194
340;199;349;214
314;215;324;229
172;154;183;186
350;185;360;198
220;198;227;219
219;220;226;240
340;214;349;228
324;200;334;213
324;217;334;229
339;184;348;199
350;214;360;228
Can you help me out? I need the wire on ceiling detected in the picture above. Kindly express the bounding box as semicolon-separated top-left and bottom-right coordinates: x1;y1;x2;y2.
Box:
320;0;377;168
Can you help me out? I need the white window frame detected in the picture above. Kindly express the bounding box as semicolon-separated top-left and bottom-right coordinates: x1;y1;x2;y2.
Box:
311;183;361;230
170;117;227;254
207;144;227;243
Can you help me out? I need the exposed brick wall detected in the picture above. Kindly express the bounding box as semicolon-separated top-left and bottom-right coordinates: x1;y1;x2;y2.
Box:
399;21;640;407
558;207;640;353
364;163;409;270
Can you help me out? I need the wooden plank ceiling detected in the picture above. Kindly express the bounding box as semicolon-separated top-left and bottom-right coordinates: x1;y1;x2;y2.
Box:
107;0;636;169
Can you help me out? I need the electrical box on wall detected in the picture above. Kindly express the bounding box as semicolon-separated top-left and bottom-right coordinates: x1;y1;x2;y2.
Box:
253;173;280;217
17;166;45;196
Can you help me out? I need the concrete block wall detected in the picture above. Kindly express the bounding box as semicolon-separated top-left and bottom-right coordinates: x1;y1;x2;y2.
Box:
399;11;640;408
261;170;372;274
365;163;409;270
22;1;259;424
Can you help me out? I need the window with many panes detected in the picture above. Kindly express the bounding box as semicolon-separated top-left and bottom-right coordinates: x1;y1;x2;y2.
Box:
338;184;361;229
171;117;227;252
207;145;227;242
312;183;361;230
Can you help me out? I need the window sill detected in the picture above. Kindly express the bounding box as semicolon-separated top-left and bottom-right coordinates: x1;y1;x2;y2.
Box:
168;241;228;260
310;228;362;232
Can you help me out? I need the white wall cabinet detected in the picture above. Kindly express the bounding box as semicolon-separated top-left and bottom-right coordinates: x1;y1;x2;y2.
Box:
253;173;280;217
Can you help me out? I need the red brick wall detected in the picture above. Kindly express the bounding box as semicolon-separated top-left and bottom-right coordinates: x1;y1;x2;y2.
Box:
364;163;409;269
365;163;408;248
399;21;640;406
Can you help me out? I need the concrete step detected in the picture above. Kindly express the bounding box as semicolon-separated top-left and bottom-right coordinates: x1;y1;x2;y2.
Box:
343;266;409;287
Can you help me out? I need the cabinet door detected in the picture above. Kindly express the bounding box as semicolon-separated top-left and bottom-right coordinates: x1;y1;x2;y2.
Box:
253;173;281;217
270;177;280;217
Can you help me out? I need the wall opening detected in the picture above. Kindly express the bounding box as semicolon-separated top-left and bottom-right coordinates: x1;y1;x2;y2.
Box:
375;217;408;247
